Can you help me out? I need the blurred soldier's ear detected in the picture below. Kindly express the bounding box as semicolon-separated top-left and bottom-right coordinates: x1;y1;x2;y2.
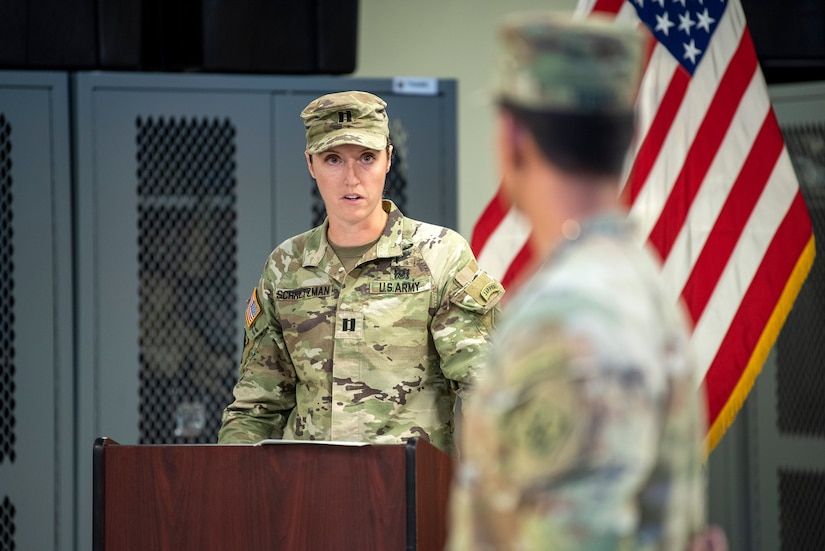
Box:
497;109;526;172
496;109;529;207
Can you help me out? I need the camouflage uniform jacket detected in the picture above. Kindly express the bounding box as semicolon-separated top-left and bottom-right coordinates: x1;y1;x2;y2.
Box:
218;200;503;455
447;213;707;550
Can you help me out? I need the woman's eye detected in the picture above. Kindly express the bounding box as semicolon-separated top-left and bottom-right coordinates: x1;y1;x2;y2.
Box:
362;154;375;163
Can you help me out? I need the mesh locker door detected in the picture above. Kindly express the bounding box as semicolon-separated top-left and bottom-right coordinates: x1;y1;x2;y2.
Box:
76;82;272;446
0;72;73;551
74;73;273;551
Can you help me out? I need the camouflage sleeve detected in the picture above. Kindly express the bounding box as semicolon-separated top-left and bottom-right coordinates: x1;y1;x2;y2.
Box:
646;367;707;547
431;240;504;398
217;284;297;443
455;327;588;548
465;322;674;548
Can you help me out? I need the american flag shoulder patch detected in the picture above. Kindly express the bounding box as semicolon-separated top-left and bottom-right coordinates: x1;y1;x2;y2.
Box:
245;288;261;327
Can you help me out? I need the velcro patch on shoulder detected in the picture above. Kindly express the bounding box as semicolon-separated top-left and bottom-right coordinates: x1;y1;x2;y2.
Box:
451;261;505;313
454;259;479;288
245;288;262;327
465;270;505;307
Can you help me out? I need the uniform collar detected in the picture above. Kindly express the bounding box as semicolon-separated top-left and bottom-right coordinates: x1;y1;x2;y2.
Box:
301;200;407;268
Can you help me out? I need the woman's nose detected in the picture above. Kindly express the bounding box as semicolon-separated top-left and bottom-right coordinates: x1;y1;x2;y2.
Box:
343;161;359;185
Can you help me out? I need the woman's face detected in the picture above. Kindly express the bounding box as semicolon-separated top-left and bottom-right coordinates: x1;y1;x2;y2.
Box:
305;143;392;238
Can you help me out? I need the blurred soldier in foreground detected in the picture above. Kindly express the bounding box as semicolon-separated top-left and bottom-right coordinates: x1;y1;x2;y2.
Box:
447;13;725;550
218;91;503;456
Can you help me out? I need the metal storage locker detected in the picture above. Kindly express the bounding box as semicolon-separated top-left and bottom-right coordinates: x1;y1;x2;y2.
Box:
73;72;457;550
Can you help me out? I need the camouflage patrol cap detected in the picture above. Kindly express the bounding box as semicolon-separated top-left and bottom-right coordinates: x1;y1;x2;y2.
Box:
495;12;644;113
301;91;390;154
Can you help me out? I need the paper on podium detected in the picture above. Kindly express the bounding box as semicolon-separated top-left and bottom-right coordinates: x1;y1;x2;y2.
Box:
253;439;369;446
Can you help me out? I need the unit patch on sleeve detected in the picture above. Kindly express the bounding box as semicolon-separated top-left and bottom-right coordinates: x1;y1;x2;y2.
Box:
245;288;261;327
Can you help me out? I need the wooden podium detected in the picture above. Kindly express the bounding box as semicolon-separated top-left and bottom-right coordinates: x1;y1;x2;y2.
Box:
93;437;454;551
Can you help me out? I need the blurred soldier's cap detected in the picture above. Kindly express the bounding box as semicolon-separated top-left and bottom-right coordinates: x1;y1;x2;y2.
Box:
494;12;644;113
301;91;390;154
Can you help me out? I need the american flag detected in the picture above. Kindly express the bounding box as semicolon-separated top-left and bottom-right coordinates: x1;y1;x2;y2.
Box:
472;0;815;451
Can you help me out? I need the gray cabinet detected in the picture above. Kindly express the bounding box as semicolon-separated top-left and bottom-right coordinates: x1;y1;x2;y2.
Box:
72;72;457;551
0;69;456;551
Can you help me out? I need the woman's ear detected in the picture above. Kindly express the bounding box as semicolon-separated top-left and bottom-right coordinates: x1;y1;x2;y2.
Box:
304;151;316;179
385;145;393;174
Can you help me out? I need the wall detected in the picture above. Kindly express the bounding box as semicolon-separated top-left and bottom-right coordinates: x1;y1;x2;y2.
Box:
354;0;577;237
